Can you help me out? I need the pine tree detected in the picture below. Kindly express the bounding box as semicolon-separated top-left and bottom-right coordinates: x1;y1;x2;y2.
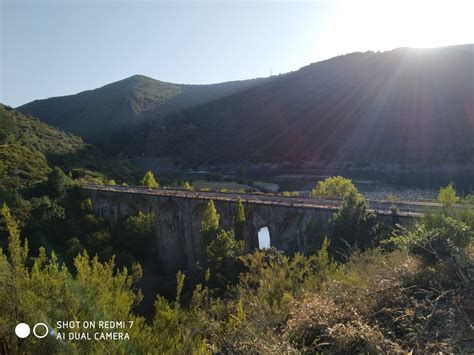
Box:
233;197;246;240
200;200;220;245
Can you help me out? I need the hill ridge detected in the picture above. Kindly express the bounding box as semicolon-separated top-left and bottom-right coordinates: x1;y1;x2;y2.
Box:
18;44;474;170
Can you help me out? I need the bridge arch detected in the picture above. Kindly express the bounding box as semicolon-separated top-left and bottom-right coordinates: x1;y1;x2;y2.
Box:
245;210;274;250
278;213;306;254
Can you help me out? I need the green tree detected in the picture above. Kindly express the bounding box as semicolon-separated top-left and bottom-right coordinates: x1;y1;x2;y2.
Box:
329;191;376;257
311;176;357;199
1;203;28;269
140;170;159;189
183;181;193;191
233;198;246;240
438;182;459;207
47;166;72;197
206;229;245;289
116;211;157;259
200;200;220;246
27;196;66;229
79;197;93;213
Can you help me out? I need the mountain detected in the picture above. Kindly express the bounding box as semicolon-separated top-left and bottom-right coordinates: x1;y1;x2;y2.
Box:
0;104;132;189
131;45;474;170
19;45;474;171
18;75;266;146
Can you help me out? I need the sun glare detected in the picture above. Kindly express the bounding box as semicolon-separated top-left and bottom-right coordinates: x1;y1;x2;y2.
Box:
317;0;474;59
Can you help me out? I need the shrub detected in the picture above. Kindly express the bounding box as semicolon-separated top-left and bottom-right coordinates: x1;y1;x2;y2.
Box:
311;176;357;199
397;216;473;266
116;211;157;259
329;191;376;256
140;171;159;189
206;229;245;289
438;182;459;207
47;166;72;197
281;191;299;197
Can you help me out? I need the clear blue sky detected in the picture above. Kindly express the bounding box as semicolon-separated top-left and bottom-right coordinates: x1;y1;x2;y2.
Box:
2;0;473;107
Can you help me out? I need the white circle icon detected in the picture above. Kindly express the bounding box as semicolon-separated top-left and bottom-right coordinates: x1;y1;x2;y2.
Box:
33;323;49;339
15;323;30;338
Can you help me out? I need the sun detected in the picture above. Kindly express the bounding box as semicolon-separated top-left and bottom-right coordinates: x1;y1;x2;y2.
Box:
317;0;474;58
383;0;474;48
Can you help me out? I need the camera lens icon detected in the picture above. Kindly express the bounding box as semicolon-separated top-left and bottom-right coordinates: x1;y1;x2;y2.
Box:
33;323;49;338
15;323;49;339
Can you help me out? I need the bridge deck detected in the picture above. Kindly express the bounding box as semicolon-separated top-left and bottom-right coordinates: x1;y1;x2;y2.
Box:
80;184;451;217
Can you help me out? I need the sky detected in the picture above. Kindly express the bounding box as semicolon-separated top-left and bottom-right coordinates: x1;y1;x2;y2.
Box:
1;0;473;107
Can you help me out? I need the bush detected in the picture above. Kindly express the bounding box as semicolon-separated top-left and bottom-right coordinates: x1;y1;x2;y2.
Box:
311;176;357;199
281;191;299;197
395;216;473;266
115;211;157;259
329;191;376;256
438;182;459;207
47;166;73;197
206;229;245;289
140;171;159;189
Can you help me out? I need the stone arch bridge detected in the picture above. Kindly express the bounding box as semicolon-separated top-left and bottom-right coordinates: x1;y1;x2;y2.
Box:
81;185;428;274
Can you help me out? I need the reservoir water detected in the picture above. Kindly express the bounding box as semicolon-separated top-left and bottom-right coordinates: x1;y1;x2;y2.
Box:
259;170;474;201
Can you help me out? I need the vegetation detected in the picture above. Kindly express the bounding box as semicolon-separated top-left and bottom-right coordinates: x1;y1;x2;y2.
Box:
1;158;473;354
19;74;264;151
232;198;245;240
0;105;136;192
281;191;299;197
205;229;245;290
2;196;473;353
200;200;220;247
438;182;460;207
47;167;73;197
0;204;207;354
311;176;358;199
329;191;377;256
115;211;157;260
140;171;159;189
198;199;245;290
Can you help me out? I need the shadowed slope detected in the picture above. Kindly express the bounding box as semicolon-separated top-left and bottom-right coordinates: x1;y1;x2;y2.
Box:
135;45;474;170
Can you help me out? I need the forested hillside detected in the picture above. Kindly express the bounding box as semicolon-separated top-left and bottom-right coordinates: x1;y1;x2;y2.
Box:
0;104;135;192
19;75;266;150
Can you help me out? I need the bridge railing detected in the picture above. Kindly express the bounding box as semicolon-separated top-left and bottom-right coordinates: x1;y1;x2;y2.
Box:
80;183;463;217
